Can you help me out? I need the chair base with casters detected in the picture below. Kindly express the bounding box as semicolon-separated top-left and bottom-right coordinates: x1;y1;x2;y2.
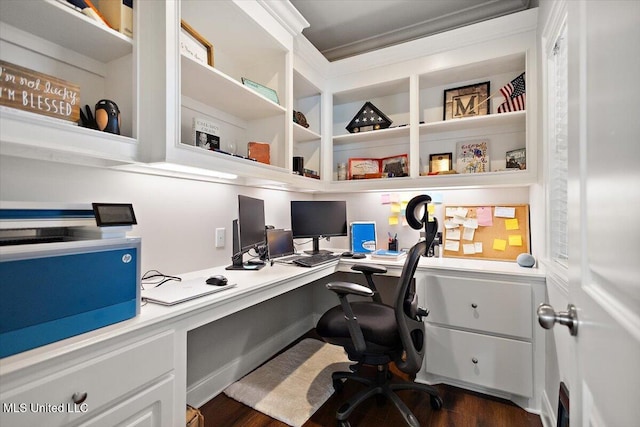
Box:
330;361;443;427
317;236;443;427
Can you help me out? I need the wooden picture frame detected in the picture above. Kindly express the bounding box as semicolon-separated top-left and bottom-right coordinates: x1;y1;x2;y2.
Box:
429;152;453;173
180;20;214;67
443;81;490;120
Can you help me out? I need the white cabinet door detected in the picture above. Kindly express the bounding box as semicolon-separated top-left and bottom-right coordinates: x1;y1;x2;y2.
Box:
79;375;174;427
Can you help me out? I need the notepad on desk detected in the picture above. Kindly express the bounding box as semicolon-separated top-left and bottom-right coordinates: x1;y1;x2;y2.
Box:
142;277;237;306
370;249;407;260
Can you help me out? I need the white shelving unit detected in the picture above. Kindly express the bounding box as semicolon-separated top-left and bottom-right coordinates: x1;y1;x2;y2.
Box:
0;0;137;166
323;15;537;192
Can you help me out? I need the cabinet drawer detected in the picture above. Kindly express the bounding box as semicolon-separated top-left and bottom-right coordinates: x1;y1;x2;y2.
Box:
424;274;532;338
426;325;532;397
0;331;174;427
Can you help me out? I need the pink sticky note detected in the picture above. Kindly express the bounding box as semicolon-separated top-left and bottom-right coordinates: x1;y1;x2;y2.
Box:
476;207;493;226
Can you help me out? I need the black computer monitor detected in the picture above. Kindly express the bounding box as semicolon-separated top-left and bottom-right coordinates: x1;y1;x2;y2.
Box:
290;200;347;254
227;195;266;270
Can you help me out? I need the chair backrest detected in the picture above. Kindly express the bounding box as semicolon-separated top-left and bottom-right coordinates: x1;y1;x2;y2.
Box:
393;239;428;374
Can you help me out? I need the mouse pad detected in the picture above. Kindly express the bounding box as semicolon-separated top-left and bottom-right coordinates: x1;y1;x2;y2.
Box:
142;277;237;306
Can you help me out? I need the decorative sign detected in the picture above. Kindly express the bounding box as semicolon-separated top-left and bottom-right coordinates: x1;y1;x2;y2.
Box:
0;60;80;123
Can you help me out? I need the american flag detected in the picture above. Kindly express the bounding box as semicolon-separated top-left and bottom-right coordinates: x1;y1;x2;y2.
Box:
497;72;526;113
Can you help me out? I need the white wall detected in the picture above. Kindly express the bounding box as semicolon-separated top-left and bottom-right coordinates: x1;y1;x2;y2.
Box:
0;156;311;274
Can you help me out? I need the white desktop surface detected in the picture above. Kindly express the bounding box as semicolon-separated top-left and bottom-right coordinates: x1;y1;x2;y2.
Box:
0;253;544;373
0;251;545;426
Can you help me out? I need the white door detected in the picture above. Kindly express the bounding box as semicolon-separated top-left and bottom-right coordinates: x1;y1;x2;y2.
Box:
567;1;640;425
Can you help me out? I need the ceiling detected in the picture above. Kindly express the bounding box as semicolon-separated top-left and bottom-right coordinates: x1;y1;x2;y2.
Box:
290;0;537;62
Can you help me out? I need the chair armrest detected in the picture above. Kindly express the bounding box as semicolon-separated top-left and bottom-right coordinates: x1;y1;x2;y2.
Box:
326;281;374;297
350;264;387;275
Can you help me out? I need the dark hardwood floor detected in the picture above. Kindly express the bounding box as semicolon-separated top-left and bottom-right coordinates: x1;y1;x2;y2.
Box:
200;331;542;427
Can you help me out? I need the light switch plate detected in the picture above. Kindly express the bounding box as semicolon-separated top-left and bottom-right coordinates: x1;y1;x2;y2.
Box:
215;228;225;248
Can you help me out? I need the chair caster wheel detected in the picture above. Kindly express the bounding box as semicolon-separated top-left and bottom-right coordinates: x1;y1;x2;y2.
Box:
338;420;351;427
430;395;443;410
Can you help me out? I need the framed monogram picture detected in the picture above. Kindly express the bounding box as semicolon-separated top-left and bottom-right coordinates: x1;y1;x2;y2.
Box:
443;81;490;120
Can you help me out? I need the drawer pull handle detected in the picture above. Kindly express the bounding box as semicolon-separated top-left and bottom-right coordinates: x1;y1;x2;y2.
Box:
72;392;88;405
471;303;478;309
471;357;478;364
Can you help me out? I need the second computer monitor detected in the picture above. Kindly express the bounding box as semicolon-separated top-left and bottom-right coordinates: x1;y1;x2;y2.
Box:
290;200;347;254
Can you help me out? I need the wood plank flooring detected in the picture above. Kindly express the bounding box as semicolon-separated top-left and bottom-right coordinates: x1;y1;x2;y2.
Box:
199;331;543;427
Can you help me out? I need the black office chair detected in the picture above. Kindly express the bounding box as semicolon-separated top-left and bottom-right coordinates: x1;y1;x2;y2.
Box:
316;239;443;427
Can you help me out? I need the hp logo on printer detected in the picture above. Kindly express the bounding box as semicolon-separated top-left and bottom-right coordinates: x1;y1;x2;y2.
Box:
122;253;133;263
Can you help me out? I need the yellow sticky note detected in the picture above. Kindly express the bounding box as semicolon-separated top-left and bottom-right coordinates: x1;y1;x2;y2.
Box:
509;235;523;246
388;216;399;225
505;218;519;230
391;203;401;213
493;239;507;251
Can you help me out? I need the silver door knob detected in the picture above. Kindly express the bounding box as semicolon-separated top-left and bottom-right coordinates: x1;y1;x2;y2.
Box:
537;303;578;336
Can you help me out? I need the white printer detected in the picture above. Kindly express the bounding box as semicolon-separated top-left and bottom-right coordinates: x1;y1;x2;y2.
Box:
0;202;140;358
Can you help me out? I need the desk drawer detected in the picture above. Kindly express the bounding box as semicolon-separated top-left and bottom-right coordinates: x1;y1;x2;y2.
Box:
425;325;532;397
424;274;532;339
0;331;174;427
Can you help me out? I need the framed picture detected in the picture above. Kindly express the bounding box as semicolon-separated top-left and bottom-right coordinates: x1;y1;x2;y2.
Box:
506;148;526;170
348;158;381;179
443;81;490;120
429;153;453;173
180;20;214;67
241;78;279;105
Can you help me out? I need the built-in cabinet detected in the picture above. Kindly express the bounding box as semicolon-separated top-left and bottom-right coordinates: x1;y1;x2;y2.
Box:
1;0;537;192
416;269;546;411
0;330;175;426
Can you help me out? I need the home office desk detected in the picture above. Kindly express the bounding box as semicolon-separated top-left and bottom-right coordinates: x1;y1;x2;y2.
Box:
0;254;545;426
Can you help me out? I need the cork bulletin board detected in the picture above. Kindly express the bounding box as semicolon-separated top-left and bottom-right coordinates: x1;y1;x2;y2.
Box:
442;204;530;262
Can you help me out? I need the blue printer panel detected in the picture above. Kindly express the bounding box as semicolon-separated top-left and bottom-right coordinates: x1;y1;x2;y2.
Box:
0;246;139;358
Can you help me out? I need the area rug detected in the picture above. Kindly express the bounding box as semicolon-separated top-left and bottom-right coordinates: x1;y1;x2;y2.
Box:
224;338;351;427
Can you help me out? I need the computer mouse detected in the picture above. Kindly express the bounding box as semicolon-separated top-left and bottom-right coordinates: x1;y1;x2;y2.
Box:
206;275;228;286
341;251;353;257
352;253;366;259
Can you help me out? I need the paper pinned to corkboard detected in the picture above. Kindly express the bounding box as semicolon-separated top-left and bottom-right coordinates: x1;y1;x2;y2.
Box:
443;204;530;262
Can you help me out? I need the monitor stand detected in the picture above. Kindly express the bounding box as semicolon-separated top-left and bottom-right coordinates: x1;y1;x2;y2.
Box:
303;237;333;255
225;252;265;270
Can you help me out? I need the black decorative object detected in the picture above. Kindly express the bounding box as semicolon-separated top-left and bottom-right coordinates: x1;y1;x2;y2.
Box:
95;99;120;134
346;101;392;133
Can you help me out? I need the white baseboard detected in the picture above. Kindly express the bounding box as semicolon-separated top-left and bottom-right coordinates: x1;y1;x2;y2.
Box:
186;315;314;407
540;390;556;427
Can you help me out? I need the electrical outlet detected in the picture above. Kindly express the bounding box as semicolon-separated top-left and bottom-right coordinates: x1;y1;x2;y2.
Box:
215;228;225;248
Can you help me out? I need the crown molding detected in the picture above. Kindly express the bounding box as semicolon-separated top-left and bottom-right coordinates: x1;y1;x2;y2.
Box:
257;0;309;36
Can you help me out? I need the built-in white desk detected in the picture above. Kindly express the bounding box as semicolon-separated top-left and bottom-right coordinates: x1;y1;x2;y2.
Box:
0;253;545;426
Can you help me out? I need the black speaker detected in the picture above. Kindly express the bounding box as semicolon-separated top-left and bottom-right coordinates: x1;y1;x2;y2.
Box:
293;156;304;175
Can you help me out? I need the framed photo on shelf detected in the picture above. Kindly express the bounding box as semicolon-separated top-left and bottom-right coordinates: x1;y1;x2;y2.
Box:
180;20;214;67
443;81;490;120
506;148;526;170
429;153;453;173
348;158;381;179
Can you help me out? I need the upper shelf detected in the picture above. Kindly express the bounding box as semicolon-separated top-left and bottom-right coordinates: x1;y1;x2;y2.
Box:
420;110;526;135
0;0;133;63
181;55;286;121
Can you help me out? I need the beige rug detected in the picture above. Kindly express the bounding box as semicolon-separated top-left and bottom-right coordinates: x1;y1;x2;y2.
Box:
224;338;351;427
